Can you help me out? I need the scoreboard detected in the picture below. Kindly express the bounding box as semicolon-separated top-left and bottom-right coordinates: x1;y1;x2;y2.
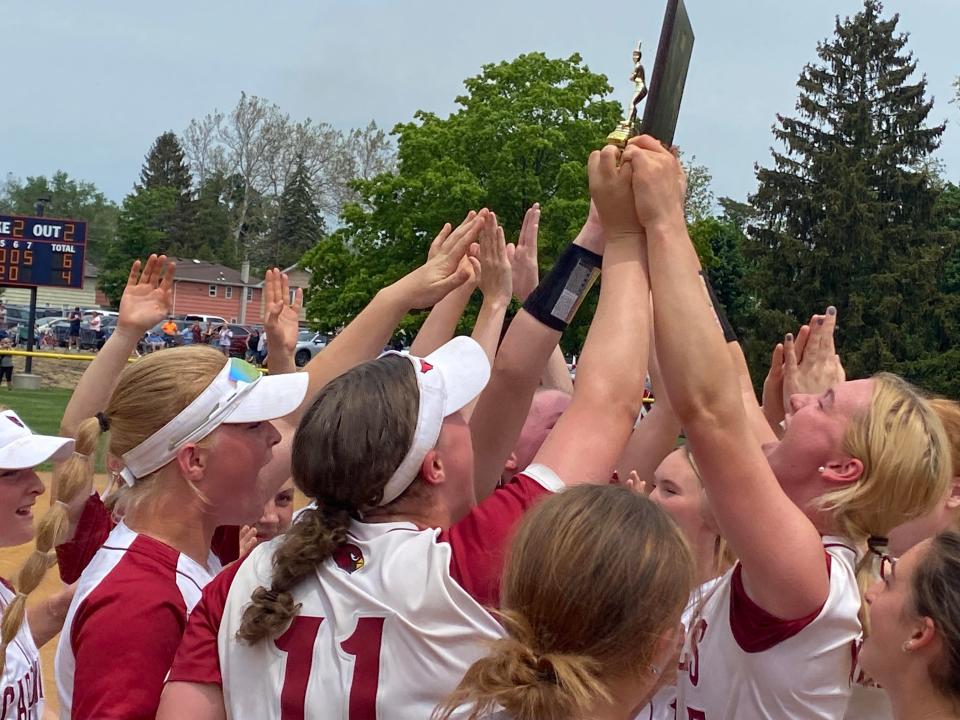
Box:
0;214;87;289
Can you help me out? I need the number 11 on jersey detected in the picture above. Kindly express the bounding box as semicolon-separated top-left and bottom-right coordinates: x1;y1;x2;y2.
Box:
275;615;386;720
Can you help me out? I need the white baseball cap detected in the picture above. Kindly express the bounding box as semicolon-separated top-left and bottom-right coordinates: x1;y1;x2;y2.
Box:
0;410;75;469
377;336;491;506
120;358;308;485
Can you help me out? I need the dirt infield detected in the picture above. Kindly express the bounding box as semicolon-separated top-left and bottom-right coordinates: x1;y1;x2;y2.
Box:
8;354;98;390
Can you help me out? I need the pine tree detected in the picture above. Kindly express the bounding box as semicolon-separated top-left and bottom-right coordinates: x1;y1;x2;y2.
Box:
267;154;324;270
136;131;196;257
743;0;958;387
138;132;193;195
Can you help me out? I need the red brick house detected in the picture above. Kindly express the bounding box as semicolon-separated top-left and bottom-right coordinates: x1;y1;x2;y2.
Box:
170;259;265;325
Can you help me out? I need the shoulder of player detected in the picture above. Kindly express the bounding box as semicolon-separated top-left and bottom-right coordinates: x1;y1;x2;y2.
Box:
73;530;215;620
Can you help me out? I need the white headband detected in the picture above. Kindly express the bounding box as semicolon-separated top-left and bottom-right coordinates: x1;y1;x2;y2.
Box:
376;337;491;506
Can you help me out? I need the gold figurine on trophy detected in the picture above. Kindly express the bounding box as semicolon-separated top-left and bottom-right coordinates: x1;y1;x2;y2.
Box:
607;42;648;147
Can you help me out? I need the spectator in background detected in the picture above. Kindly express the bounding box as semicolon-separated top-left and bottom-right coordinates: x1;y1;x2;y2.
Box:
257;328;267;365
190;322;202;345
180;324;194;345
217;324;233;357
0;301;6;327
68;307;82;351
88;312;103;350
0;337;13;389
161;317;178;347
246;327;260;365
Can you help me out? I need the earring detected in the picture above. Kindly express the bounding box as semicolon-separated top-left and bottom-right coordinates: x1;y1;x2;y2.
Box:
818;466;826;474
902;641;912;653
648;664;661;676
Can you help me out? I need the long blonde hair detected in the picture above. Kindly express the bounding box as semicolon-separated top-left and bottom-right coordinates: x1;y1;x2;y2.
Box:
434;485;695;720
819;372;952;634
0;345;226;674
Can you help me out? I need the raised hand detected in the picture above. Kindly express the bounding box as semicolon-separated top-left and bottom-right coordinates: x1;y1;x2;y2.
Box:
622;135;686;232
393;210;487;309
477;212;512;304
587;145;643;241
117;255;175;337
783;306;845;409
506;203;540;301
238;525;259;557
263;268;303;360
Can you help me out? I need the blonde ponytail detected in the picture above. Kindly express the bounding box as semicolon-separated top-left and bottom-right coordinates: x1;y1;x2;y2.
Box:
434;613;608;720
0;418;99;675
437;486;694;720
822;373;952;635
3;346;228;674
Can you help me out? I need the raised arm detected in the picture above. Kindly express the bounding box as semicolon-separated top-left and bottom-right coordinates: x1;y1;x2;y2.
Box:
628;135;828;619
262;268;303;376
617;323;681;483
470;204;603;499
469;212;512;377
531;145;650;486
409;212;481;358
295;213;483;409
60;255;175;438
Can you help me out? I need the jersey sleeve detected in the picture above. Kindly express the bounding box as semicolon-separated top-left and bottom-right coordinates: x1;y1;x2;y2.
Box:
441;465;562;608
68;579;187;719
167;557;245;687
729;553;832;653
56;493;114;584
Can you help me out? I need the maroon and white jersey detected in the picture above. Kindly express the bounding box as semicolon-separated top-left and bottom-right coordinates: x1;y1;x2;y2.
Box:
55;522;221;719
168;469;562;720
675;536;861;720
1;580;43;720
643;576;723;720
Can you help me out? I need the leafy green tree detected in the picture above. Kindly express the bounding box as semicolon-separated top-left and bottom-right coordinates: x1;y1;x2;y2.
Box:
191;172;237;266
689;217;751;331
303;52;622;346
98;187;178;305
260;153;325;270
0;171;118;263
742;0;958;391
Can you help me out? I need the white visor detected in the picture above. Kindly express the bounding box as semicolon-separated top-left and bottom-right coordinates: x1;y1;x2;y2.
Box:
0;410;75;469
377;336;490;506
119;358;308;485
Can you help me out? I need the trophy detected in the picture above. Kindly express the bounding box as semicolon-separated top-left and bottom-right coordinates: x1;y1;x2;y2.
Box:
607;0;695;149
607;43;648;147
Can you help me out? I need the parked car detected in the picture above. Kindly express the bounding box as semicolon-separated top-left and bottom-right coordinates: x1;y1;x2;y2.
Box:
184;313;227;326
207;323;252;358
294;331;327;367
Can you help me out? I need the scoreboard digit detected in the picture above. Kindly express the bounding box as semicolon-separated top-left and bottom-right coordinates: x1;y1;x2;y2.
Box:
0;214;87;289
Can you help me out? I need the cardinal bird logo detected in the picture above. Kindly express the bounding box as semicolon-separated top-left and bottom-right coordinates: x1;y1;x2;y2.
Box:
419;360;433;373
333;543;365;574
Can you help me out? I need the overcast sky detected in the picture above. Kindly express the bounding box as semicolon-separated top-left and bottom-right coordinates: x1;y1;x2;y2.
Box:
2;0;957;211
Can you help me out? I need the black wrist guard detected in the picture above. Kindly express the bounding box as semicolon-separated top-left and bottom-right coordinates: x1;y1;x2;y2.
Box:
699;270;738;343
522;245;602;331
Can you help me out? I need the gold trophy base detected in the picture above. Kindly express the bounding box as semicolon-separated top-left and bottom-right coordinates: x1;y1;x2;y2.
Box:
606;122;633;148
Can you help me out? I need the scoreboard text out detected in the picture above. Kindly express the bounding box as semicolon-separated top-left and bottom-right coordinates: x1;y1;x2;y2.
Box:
0;214;87;289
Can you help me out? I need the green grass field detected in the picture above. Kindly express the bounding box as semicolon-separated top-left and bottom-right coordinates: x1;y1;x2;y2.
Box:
2;387;72;436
